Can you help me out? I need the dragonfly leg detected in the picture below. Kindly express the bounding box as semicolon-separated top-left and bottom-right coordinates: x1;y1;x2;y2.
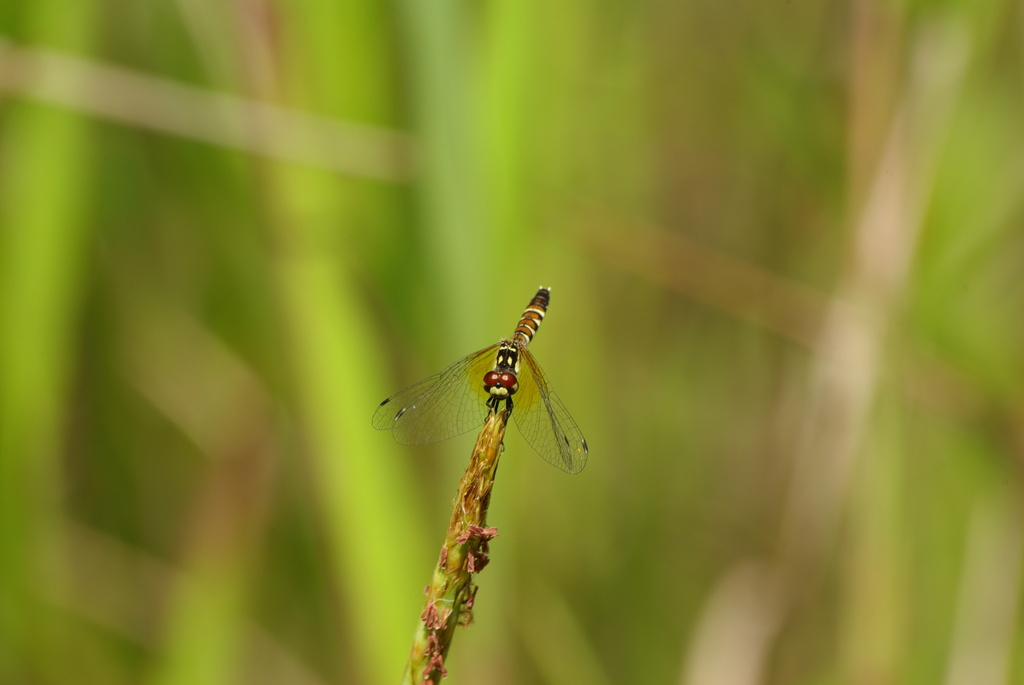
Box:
485;394;514;417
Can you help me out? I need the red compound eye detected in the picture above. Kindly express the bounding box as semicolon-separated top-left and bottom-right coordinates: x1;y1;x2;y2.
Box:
483;371;519;395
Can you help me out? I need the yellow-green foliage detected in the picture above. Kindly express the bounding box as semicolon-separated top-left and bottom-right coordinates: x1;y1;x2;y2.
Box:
1;1;1023;683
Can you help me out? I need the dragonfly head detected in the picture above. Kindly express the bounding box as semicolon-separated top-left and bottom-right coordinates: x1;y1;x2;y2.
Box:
483;370;519;399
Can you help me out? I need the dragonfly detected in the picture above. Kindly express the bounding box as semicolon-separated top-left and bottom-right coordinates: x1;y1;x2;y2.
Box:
372;287;588;474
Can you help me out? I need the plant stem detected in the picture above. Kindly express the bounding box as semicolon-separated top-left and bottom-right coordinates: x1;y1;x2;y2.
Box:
403;407;509;683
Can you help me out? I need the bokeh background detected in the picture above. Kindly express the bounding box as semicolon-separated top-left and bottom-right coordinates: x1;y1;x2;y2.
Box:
2;1;1024;684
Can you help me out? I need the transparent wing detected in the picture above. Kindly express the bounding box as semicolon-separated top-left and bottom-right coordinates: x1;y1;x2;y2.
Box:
511;348;588;474
372;344;500;445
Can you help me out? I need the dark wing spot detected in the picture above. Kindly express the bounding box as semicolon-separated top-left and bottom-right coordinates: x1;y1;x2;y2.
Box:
378;397;391;407
395;407;408;421
581;438;589;454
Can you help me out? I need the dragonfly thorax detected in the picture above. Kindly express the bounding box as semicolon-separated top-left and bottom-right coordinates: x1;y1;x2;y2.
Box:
493;342;520;374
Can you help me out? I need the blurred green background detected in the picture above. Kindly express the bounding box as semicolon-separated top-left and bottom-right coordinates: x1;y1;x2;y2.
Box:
2;1;1024;684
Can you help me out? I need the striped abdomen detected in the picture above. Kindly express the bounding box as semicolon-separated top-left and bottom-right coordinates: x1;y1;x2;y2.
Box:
511;287;550;347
